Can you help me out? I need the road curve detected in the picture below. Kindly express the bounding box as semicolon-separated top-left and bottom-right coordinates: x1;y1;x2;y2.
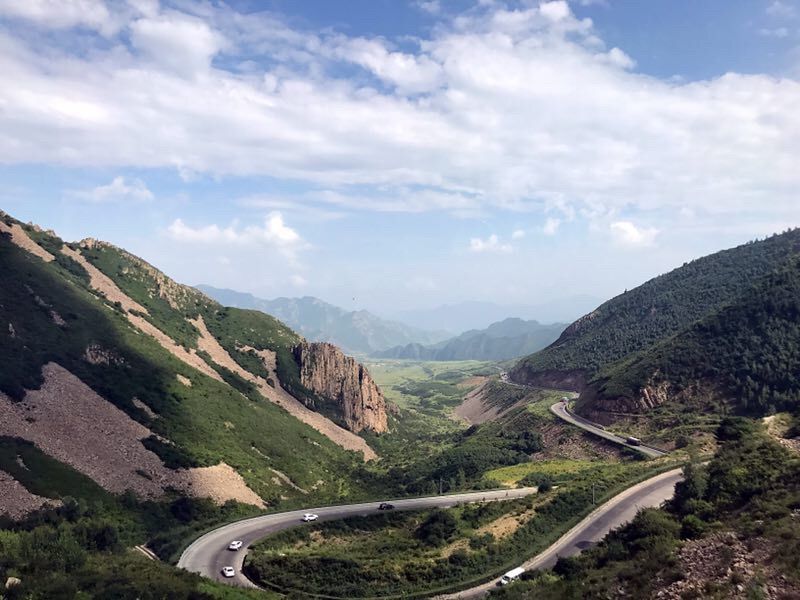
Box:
436;467;683;599
550;402;668;458
178;487;537;588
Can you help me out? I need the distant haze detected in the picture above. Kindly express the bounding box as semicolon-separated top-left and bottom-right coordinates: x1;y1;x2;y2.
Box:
389;296;602;333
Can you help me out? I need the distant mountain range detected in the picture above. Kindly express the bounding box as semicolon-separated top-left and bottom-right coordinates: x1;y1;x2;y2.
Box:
390;296;601;333
196;285;450;354
375;318;567;361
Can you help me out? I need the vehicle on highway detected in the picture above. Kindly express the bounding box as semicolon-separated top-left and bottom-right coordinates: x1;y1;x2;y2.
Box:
499;566;525;585
626;436;641;446
378;502;395;510
302;513;319;522
221;566;235;578
227;540;243;551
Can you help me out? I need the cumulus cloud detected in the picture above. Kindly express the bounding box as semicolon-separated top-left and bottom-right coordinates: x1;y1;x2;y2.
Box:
469;234;512;253
0;0;798;231
543;217;561;235
130;14;226;76
71;176;153;203
167;212;303;256
511;229;526;239
766;1;796;18
0;0;118;35
610;221;659;247
290;274;307;286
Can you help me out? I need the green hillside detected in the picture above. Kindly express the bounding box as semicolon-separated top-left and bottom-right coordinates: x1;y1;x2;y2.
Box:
583;256;800;418
0;214;367;505
376;318;566;361
493;419;800;599
511;230;800;391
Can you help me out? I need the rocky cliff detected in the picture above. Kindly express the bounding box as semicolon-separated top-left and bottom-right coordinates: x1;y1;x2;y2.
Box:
294;342;389;434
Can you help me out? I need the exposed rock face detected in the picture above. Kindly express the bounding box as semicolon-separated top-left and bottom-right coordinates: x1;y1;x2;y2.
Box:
294;342;389;434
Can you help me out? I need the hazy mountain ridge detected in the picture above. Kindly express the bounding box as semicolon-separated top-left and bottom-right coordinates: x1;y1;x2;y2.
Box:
376;318;567;361
196;285;449;354
391;296;601;333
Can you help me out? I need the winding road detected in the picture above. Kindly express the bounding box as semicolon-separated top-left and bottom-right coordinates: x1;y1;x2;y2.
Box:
436;467;682;598
550;401;668;458
178;488;538;588
179;392;678;597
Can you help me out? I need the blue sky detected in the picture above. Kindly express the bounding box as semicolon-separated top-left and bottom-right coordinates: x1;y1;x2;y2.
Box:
1;0;799;315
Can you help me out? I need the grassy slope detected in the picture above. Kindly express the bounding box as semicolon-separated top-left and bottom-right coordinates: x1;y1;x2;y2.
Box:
511;229;800;387
79;242;312;400
585;257;800;418
0;221;367;507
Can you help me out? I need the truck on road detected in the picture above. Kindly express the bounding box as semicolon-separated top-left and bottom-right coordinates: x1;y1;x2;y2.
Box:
499;567;525;585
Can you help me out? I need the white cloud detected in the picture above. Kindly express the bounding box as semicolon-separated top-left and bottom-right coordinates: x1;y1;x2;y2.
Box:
758;27;790;38
290;274;307;286
539;1;572;22
0;0;118;35
167;212;303;256
330;37;443;94
543;217;561;235
469;234;512;253
511;229;526;239
766;1;796;18
0;0;798;229
415;1;441;15
130;14;226;76
599;47;636;69
72;176;153;203
610;221;659;247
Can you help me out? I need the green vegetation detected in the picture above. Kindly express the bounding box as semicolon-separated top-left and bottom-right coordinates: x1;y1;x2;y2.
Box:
589;257;800;417
0;505;272;599
484;459;597;487
493;418;800;598
513;229;800;385
0;217;371;508
245;459;680;598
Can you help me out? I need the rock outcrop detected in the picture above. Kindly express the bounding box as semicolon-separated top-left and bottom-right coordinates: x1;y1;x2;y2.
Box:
294;342;389;434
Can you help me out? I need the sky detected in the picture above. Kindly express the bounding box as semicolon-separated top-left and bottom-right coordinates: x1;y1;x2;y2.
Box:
1;0;799;315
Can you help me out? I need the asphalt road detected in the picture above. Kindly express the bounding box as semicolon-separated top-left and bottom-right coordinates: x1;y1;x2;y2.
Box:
436;467;684;599
177;487;538;588
550;402;668;458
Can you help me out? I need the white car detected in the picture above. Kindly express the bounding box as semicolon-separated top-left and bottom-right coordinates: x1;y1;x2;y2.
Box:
301;513;319;522
228;540;243;551
221;566;236;578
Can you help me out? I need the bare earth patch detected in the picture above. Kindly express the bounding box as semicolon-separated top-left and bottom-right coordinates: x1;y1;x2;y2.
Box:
192;318;377;460
0;363;264;507
453;381;523;424
0;221;55;262
173;463;265;509
0;470;58;518
652;532;800;599
763;414;800;454
535;421;622;461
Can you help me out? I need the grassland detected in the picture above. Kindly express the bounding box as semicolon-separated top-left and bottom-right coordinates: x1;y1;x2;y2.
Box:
362;359;494;466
